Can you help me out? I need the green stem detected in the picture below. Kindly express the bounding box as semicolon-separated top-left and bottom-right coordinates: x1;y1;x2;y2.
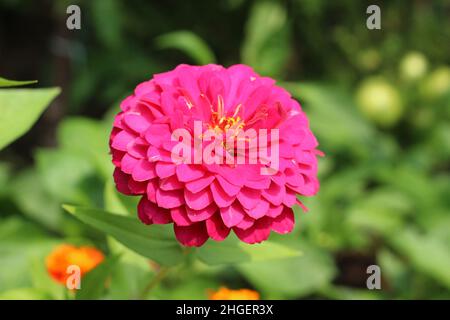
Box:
139;266;171;299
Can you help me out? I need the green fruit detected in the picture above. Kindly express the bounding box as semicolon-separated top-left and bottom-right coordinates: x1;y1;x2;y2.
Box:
356;77;403;127
400;51;428;81
421;66;450;99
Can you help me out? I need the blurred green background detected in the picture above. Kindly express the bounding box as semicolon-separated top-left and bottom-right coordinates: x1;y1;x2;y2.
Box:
0;0;449;299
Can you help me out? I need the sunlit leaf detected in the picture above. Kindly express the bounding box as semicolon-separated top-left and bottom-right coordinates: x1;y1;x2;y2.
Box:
155;31;216;65
0;77;37;88
389;229;450;289
63;205;184;266
0;87;60;150
242;0;290;77
237;241;336;299
76;255;120;300
196;234;301;265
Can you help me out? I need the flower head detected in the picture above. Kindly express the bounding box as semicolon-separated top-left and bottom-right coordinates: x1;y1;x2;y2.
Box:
46;244;104;284
110;64;321;246
208;287;259;300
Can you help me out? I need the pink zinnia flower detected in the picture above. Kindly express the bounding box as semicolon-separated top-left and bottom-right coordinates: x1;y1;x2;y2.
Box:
110;64;321;247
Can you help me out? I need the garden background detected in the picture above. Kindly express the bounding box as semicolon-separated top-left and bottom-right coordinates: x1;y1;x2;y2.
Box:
0;0;449;299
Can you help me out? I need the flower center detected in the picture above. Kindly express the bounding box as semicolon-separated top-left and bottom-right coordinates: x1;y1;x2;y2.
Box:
208;95;245;135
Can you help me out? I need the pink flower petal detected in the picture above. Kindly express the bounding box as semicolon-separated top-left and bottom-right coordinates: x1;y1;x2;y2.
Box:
245;199;270;219
170;207;192;226
236;214;255;230
176;164;205;182
237;187;260;210
216;175;241;196
160;175;184;191
271;207;295;234
267;205;284;218
132;159;156;181
155;162;176;179
121;153;139;174
186;204;217;222
111;130;135;151
220;202;245;228
123;113;150;133
113;168;132;195
146;180;158;202
283;189;298;207
233;217;272;244
174;222;209;247
185;189;214;210
128;179;146;194
206;213;230;241
138;197;172;224
156;188;184;209
262;182;285;206
185;175;215;193
144;123;171;148
210;180;235;208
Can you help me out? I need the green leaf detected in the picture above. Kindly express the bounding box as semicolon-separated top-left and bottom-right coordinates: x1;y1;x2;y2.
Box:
36;149;99;206
283;82;378;159
196;234;301;265
389;229;450;289
63;205;184;266
90;0;123;48
0;87;60;150
242;0;290;77
57;117;112;180
237;242;336;299
104;179;138;216
76;255;120;300
0;217;59;292
0;288;51;300
0;77;37;88
155;31;216;65
11;169;63;231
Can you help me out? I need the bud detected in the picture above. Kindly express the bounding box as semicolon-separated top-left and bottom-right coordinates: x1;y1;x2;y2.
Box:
356;77;403;127
421;66;450;99
399;52;428;82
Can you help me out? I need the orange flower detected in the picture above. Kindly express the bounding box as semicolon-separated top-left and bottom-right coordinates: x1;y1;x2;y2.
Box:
45;244;104;284
208;287;260;300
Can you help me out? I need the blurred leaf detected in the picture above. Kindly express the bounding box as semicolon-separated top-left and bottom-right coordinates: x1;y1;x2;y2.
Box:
29;257;64;300
76;255;120;300
36;149;99;206
196;234;301;265
0;288;51;300
155;31;216;65
347;188;412;236
104;179;138;216
90;0;123;48
0;87;60;150
242;0;290;77
319;285;383;300
284;82;377;159
105;251;153;299
237;241;336;299
153;274;220;300
0;77;37;87
0;217;59;291
389;229;450;289
57;117;112;180
11;169;63;230
63;205;184;266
